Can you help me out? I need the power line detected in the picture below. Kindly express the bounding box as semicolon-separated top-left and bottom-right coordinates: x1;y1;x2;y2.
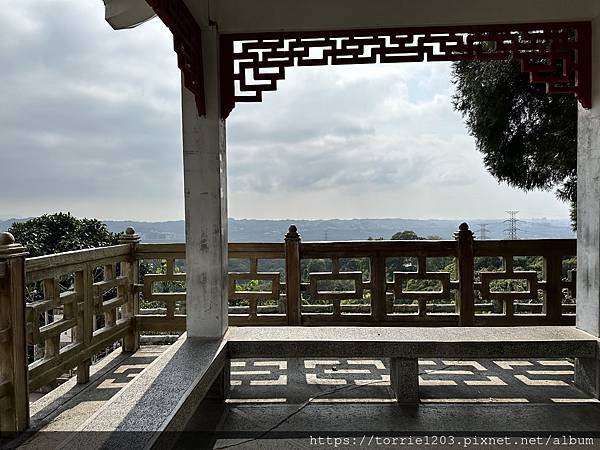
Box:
504;210;521;240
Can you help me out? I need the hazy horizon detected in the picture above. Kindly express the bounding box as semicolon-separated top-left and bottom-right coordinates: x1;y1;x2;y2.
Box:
0;214;572;223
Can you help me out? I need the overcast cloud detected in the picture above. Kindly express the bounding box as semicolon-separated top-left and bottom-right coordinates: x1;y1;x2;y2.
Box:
0;1;569;221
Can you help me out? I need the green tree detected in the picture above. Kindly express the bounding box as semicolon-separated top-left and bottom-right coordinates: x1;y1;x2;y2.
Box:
8;212;119;257
451;58;577;227
391;230;424;241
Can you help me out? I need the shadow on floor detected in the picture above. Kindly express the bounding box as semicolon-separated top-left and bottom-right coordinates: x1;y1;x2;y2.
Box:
183;357;600;449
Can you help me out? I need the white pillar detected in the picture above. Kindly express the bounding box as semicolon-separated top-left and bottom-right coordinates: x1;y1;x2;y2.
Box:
577;16;600;338
182;23;228;339
576;15;600;399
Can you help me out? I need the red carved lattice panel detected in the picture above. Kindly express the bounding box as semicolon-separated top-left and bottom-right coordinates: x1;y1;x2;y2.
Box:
146;0;206;115
220;22;591;118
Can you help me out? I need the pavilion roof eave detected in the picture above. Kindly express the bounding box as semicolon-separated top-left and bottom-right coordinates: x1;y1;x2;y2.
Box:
105;0;600;34
193;0;600;34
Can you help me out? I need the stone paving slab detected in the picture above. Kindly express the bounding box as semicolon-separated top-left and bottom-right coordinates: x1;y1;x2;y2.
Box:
207;404;600;449
184;356;600;449
14;346;168;449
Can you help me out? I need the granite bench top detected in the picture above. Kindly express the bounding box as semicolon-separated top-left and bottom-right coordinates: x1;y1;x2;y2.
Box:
226;326;598;359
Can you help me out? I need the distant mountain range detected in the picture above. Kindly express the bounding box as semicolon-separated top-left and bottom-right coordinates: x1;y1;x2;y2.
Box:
0;217;575;243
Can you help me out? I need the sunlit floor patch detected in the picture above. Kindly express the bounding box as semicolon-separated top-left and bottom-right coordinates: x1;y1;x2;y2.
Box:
228;357;592;404
421;397;529;403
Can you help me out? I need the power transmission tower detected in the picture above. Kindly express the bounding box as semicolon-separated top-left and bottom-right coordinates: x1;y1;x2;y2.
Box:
504;210;520;240
477;224;490;240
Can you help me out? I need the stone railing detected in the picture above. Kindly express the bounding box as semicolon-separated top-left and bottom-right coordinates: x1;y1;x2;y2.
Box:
24;244;138;393
0;223;576;432
136;223;576;330
0;229;139;433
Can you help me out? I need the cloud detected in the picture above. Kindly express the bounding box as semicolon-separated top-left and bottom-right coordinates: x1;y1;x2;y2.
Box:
0;2;568;221
227;63;478;194
0;1;183;220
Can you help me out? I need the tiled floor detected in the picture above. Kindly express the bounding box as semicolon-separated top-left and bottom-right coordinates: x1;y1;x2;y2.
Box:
185;357;600;449
227;357;592;404
11;353;600;450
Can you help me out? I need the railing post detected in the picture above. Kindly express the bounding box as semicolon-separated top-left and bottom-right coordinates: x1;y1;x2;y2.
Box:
120;227;141;352
0;232;29;434
371;256;387;322
285;225;302;325
455;223;475;326
545;254;564;324
75;266;92;384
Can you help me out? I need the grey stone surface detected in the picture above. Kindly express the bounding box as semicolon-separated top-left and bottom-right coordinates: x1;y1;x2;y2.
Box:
577;16;600;338
59;334;227;449
28;347;129;426
184;356;600;449
208;404;600;448
16;346;166;449
390;358;419;404
207;362;231;401
13;326;600;448
226;326;598;359
575;354;600;399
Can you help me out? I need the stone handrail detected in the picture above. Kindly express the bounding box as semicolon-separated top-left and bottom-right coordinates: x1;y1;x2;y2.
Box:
134;223;576;332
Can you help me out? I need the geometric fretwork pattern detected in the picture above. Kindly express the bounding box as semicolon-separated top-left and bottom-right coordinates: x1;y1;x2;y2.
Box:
307;258;366;317
389;255;455;316
479;270;539;316
221;22;592;118
479;271;539;300
228;272;281;318
142;259;186;320
308;271;364;301
392;270;453;317
393;272;452;300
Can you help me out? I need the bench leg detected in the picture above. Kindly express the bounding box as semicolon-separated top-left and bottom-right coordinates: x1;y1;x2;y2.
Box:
207;359;230;401
390;358;419;404
575;357;600;399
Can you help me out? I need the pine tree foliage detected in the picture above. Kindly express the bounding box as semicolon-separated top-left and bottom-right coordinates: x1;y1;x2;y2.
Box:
451;59;577;227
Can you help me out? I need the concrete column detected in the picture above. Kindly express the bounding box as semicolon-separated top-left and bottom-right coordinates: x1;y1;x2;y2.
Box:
577;16;600;337
576;15;600;398
182;23;228;339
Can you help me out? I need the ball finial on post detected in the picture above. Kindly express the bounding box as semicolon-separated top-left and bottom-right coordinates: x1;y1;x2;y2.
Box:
119;227;141;244
455;222;474;240
0;232;16;246
0;231;27;258
286;224;299;239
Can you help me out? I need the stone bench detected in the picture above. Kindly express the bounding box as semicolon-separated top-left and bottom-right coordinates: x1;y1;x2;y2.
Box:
226;326;599;404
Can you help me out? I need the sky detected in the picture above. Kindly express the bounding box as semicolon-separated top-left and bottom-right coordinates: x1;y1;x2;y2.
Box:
0;1;571;222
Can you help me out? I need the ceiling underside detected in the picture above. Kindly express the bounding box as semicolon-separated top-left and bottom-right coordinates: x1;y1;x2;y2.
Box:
182;0;600;33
